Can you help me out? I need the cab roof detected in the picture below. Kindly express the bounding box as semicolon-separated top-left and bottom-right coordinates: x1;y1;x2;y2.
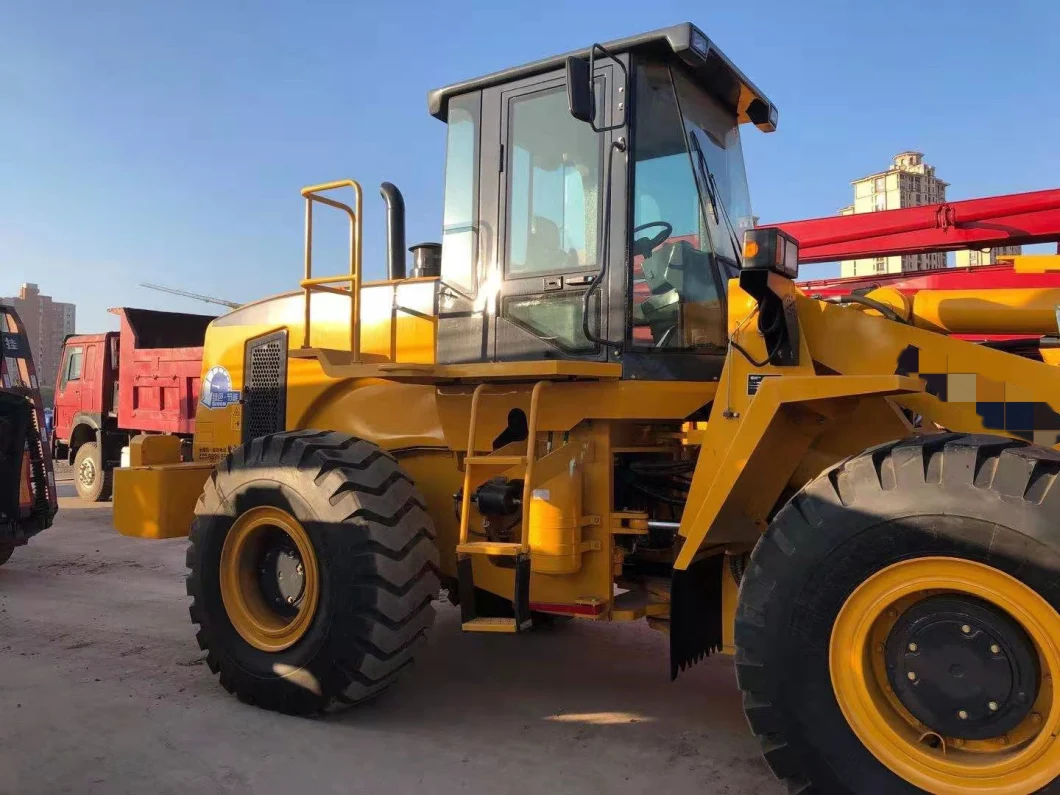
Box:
427;23;778;133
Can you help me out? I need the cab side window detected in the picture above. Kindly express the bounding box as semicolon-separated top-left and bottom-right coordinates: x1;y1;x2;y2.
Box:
506;86;602;276
441;93;480;296
629;61;725;350
61;347;83;388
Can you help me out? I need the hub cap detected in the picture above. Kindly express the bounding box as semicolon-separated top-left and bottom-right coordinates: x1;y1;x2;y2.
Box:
830;556;1060;794
886;595;1038;740
258;541;307;615
78;457;96;488
219;506;319;652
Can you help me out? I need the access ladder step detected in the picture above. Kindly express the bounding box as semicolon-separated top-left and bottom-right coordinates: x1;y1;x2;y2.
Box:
461;617;519;633
464;455;528;466
457;551;533;633
456;542;524;557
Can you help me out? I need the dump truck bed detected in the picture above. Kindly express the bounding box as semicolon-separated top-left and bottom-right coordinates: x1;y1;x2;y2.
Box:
56;308;212;441
110;307;211;435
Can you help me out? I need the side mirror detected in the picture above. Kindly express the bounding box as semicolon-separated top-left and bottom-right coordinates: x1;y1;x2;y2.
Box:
565;56;595;125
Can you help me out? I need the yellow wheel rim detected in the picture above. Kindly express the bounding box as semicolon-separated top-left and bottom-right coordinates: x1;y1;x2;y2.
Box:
830;556;1060;794
220;506;320;652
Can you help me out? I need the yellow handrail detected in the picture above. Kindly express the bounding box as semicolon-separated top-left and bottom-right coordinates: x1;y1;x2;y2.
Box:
299;179;363;359
457;382;549;554
458;383;488;546
518;381;550;551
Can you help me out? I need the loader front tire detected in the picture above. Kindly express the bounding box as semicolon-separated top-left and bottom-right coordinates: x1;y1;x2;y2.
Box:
186;430;440;715
736;434;1060;794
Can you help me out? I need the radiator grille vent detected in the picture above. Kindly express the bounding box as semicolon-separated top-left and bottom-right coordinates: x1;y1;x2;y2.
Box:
243;331;287;442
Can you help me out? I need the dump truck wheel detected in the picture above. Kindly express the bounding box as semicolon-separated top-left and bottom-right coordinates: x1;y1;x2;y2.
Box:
0;542;14;567
74;442;112;502
735;434;1060;794
186;430;440;715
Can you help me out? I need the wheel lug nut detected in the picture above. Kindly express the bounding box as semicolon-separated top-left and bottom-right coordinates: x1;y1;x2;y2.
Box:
952;738;964;747
961;624;972;635
296;564;304;575
908;642;918;652
958;710;969;720
907;671;918;681
1032;713;1043;724
990;644;1000;654
988;701;999;712
875;643;884;653
998;735;1009;745
286;595;295;605
887;608;898;619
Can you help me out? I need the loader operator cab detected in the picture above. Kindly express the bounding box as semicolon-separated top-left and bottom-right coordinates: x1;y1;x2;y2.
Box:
429;23;777;379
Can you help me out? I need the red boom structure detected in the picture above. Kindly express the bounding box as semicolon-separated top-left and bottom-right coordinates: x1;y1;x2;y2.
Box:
764;189;1060;265
756;188;1060;341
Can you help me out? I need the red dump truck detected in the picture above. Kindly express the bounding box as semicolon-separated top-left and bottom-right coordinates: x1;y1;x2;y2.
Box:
52;307;213;501
1;303;57;564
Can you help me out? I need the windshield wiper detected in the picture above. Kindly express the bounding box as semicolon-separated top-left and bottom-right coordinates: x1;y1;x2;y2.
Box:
688;132;744;268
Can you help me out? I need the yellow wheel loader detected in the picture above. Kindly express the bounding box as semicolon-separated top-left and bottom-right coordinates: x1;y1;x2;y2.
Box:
114;24;1060;793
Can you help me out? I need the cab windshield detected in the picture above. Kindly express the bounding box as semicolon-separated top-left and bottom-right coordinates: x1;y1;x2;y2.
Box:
630;60;752;350
672;69;754;266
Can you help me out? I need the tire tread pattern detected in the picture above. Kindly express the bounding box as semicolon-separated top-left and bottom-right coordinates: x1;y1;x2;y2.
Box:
186;430;439;714
735;433;1060;793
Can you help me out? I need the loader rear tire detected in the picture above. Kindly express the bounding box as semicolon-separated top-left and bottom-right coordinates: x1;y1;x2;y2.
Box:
735;434;1060;794
186;430;440;715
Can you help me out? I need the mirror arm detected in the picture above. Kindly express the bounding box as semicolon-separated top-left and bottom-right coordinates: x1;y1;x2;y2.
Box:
582;136;627;350
588;44;628;133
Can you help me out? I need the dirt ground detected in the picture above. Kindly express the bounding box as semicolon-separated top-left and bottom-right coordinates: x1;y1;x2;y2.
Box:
0;487;781;795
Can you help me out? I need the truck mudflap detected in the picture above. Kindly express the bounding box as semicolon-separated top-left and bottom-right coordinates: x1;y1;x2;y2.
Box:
669;553;724;679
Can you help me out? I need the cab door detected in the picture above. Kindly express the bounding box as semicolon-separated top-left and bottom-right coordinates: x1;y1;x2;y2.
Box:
54;345;83;441
490;64;625;361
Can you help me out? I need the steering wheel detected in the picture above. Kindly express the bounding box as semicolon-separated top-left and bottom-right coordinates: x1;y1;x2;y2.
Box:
632;221;673;258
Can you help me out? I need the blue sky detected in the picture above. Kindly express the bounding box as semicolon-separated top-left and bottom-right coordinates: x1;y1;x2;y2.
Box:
2;0;1057;330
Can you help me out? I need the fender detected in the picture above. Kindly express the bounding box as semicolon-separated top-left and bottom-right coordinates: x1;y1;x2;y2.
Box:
669;297;922;677
67;412;103;461
674;369;922;570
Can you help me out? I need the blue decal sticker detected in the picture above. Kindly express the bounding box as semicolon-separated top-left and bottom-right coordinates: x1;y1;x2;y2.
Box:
201;366;241;409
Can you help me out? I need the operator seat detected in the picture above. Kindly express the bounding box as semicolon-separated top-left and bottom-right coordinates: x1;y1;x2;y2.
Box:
525;217;578;272
638;242;723;347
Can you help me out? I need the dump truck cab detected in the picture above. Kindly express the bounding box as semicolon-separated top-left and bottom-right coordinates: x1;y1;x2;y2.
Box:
430;23;775;376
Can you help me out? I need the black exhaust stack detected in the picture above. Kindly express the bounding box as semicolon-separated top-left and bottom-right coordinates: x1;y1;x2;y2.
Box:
380;182;406;280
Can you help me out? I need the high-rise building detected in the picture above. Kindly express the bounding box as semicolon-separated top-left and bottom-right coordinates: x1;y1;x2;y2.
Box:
838;152;1021;277
839;152;949;277
954;246;1023;268
0;283;76;390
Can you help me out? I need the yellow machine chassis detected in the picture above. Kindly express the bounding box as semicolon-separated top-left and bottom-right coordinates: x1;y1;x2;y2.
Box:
109;174;1060;795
